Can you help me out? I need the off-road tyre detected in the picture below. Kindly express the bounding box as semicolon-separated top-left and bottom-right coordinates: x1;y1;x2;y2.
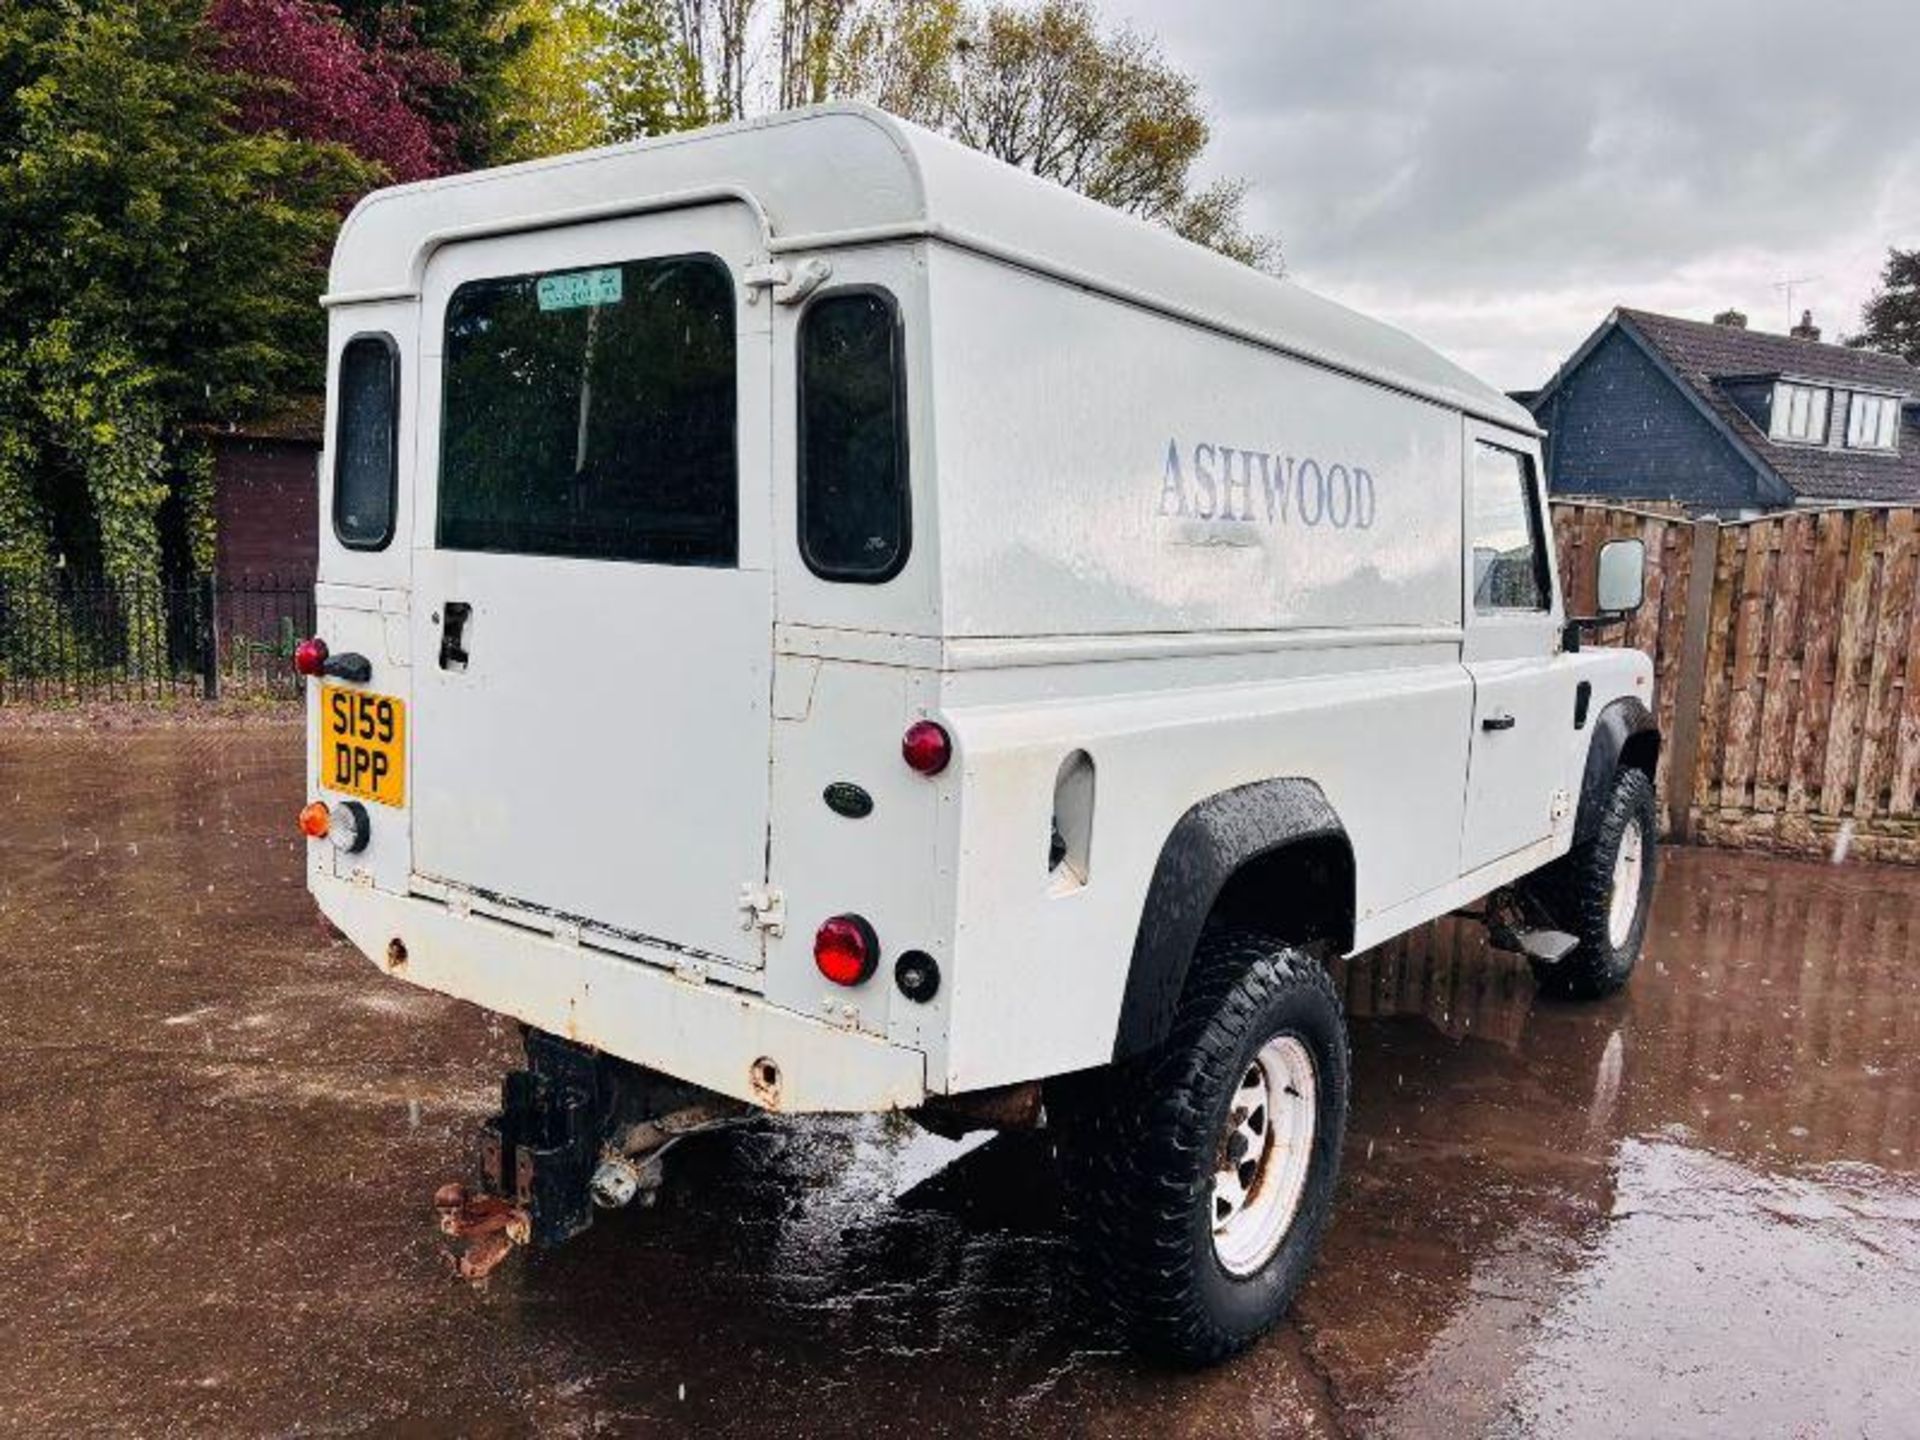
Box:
1055;930;1349;1365
1530;767;1657;1000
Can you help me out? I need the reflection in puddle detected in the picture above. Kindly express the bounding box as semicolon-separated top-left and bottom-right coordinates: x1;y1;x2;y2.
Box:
1505;1137;1920;1437
1322;848;1920;1436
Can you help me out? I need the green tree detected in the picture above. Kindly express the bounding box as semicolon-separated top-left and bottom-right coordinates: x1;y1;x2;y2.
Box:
332;0;538;167
598;0;713;138
494;0;615;162
1850;247;1920;365
0;0;364;668
1;0;366;431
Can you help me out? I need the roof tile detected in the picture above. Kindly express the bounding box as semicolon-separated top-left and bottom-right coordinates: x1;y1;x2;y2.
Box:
1617;309;1920;503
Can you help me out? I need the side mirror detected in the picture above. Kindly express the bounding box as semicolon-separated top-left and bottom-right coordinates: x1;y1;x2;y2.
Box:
1563;536;1647;652
1596;537;1646;615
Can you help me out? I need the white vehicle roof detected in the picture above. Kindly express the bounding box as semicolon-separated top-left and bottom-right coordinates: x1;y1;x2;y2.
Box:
326;103;1532;430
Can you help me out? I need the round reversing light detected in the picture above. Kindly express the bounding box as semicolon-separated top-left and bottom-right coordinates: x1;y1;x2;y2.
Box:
328;799;370;854
814;914;880;987
902;720;952;776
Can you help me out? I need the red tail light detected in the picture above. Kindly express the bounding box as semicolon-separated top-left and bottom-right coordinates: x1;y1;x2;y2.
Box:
293;636;329;677
298;801;331;839
814;914;879;987
902;720;952;776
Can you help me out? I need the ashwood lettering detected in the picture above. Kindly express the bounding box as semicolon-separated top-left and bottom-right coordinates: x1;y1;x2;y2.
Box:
1157;439;1377;530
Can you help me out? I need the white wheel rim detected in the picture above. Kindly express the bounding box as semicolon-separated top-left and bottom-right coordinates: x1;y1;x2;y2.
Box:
1211;1034;1319;1277
1608;820;1645;948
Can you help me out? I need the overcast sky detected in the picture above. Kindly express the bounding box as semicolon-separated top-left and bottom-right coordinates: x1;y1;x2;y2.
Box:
1103;0;1920;389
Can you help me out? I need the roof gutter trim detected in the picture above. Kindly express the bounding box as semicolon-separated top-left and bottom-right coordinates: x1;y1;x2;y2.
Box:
785;219;1536;430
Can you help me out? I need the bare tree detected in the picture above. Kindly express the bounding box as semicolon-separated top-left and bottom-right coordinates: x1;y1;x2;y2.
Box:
845;0;1279;271
594;0;1279;271
778;0;866;108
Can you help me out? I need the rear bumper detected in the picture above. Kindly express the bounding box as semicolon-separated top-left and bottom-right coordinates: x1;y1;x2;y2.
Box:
311;867;928;1113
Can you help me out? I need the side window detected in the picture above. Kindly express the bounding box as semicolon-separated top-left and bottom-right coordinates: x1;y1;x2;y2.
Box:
334;334;399;550
799;289;909;582
1470;443;1550;613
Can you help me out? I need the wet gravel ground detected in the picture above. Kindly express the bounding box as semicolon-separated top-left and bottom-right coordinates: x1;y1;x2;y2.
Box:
2;723;1917;1437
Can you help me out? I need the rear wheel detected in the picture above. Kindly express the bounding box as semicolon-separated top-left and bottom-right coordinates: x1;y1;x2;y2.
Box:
1057;930;1349;1365
1531;767;1658;999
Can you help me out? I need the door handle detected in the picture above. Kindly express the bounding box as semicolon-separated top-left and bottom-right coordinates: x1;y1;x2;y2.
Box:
1482;714;1517;732
437;602;471;672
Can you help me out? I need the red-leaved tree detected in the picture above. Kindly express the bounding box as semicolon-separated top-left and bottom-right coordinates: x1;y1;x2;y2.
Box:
207;0;456;184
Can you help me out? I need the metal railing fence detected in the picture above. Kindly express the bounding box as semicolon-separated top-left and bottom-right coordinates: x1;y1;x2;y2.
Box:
0;573;314;704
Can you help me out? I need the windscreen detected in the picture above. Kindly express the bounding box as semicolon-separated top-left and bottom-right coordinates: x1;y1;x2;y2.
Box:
437;254;737;566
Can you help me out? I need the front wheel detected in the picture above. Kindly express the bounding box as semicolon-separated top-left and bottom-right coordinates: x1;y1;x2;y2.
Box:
1056;931;1349;1365
1531;767;1658;999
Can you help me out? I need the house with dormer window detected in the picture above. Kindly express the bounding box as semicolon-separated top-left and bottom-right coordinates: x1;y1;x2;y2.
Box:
1525;307;1920;513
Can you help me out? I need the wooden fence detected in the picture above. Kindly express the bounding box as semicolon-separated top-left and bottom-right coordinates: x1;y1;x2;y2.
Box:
1552;501;1920;865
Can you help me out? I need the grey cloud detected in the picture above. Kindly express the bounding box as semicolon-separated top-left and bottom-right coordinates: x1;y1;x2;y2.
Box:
1104;0;1920;384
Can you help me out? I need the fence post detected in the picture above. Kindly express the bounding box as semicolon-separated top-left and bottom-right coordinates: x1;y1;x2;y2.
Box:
1664;518;1720;841
200;573;221;701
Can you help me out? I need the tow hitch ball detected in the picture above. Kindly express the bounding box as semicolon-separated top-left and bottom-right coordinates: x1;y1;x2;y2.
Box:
588;1153;667;1210
435;1029;743;1282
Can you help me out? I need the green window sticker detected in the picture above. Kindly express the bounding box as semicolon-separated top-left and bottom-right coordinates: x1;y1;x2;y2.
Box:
536;267;623;311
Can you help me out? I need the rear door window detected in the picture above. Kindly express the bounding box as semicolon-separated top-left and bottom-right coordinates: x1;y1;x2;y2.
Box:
333;334;399;550
799;289;909;582
437;255;737;566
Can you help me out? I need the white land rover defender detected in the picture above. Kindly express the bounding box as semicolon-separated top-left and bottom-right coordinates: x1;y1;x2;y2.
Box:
303;105;1660;1363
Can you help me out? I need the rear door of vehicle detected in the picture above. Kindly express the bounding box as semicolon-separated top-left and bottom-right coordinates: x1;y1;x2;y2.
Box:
410;204;773;972
1458;424;1571;873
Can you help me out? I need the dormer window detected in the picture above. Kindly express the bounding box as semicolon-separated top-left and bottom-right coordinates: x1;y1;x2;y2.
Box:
1770;382;1830;443
1845;393;1900;451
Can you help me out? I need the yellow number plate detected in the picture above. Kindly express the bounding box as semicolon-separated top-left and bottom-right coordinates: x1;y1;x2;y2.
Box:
319;686;406;807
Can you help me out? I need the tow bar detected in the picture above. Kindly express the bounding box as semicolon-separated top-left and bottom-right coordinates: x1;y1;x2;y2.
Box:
437;1028;748;1281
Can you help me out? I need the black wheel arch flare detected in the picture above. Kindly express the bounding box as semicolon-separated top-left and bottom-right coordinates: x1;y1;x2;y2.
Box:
1574;696;1661;846
1113;779;1355;1062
